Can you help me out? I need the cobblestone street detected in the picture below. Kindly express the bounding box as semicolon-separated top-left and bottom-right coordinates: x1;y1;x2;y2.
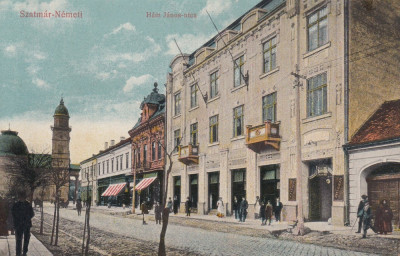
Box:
32;204;397;256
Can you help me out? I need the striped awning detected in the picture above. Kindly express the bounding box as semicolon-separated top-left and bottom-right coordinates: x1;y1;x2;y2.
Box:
101;183;126;197
135;177;157;191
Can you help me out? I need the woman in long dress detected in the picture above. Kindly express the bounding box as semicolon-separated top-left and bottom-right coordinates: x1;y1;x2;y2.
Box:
217;197;224;218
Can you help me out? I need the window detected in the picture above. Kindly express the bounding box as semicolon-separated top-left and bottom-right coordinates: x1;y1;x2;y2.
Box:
137;149;141;167
263;37;277;73
152;142;156;160
120;155;123;170
111;158;114;172
234;55;245;87
233;106;244;137
116;156;119;171
210;71;219;99
126;152;129;168
190;122;198;145
174;92;181;116
102;162;105;174
143;145;147;164
307;73;327;117
307;6;328;51
98;163;100;176
190;84;198;108
157;142;162;159
107;160;109;173
173;129;181;152
209;115;219;143
262;92;277;122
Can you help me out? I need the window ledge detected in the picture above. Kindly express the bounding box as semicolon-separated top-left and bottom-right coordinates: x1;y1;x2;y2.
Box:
207;95;220;104
208;142;220;147
189;106;199;112
303;41;331;59
302;112;332;124
173;114;182;119
231;135;245;142
231;83;247;93
259;67;280;80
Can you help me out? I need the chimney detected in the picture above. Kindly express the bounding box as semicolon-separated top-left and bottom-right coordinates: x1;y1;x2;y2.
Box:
104;142;108;150
120;136;125;141
110;140;115;146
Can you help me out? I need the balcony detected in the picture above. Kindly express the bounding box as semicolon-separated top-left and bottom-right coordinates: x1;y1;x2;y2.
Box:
134;161;150;172
178;144;199;165
245;121;281;152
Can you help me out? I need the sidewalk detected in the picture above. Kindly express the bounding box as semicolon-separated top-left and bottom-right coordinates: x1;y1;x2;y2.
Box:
0;233;52;256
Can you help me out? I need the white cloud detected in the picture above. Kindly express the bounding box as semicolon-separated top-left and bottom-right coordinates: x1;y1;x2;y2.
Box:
200;0;232;16
123;74;153;93
26;65;41;75
32;78;50;89
33;52;46;60
95;70;117;81
108;22;136;36
165;33;213;55
4;44;17;56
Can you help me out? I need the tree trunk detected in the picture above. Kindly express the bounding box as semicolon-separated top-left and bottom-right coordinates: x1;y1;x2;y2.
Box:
40;204;44;235
158;208;170;256
50;197;57;245
81;208;87;255
55;197;60;246
85;205;91;255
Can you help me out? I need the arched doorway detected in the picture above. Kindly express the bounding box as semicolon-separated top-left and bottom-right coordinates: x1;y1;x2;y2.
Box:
366;163;400;228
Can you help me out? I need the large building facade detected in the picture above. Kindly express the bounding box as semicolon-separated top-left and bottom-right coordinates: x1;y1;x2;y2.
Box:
129;83;165;210
166;0;400;225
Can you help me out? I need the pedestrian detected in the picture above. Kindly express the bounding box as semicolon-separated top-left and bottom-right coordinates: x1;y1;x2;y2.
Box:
0;195;8;236
265;200;273;226
217;197;224;218
274;197;283;222
154;202;162;224
374;199;393;235
254;196;261;219
232;196;239;220
355;194;367;233
359;199;376;238
239;197;248;222
141;201;149;225
259;201;266;225
167;197;173;213
7;197;15;235
12;190;34;256
173;195;179;215
76;199;82;216
185;197;192;217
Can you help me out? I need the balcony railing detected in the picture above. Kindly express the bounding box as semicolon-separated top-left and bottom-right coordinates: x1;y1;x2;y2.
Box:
178;144;199;165
245;121;280;152
134;161;150;172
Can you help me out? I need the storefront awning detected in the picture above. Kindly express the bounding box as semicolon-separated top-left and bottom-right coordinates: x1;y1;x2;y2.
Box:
134;177;156;191
101;183;126;197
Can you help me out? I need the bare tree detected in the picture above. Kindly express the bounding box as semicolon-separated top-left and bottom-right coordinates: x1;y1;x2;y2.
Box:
81;170;92;255
143;122;180;256
49;158;70;246
5;153;52;204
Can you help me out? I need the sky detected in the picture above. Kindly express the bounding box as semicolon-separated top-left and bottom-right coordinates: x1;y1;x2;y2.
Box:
0;0;261;163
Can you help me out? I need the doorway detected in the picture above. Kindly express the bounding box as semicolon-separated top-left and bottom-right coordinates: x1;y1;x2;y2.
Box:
208;172;219;210
232;169;246;207
173;176;181;204
260;165;280;205
308;159;332;221
189;174;198;209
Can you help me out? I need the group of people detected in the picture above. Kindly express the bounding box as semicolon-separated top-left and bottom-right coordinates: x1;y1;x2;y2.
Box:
232;196;249;222
166;196;180;215
356;195;393;238
0;190;35;256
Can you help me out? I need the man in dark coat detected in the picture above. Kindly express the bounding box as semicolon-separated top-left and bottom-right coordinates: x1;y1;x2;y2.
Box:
0;196;8;236
173;195;179;215
239;197;248;222
360;199;376;238
141;201;149;225
76;199;82;216
274;198;283;222
356;194;367;233
185;197;192;217
265;200;273;226
154;202;162;224
12;190;34;256
232;196;239;220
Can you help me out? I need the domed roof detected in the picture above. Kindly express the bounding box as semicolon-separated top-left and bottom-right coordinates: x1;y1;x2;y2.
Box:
54;98;69;116
140;82;165;109
0;130;29;157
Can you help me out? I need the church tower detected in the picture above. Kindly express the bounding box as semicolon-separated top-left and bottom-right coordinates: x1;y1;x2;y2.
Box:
51;98;71;200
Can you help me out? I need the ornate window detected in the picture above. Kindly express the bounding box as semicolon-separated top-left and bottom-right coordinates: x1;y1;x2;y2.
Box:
307;6;328;51
262;92;277;122
190;122;198;145
210;71;219;99
263;37;277;73
209;115;219;143
174;129;181;152
174;92;181;116
307;73;327;117
233;105;244;137
234;55;245;87
190;84;198;108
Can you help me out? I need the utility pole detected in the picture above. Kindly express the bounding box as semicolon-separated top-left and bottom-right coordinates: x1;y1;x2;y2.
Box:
132;150;137;214
292;67;306;236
